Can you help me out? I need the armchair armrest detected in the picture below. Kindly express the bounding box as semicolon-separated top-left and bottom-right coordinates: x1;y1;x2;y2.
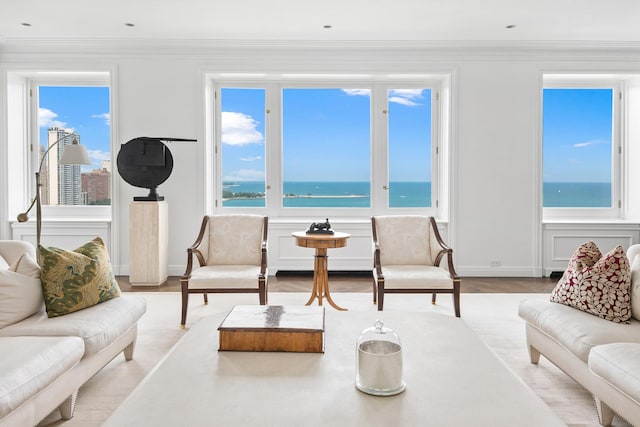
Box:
259;217;269;276
370;217;384;277
429;217;460;280
182;216;210;280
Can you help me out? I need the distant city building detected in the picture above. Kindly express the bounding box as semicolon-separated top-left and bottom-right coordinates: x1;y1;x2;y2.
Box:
81;168;111;204
101;160;111;173
46;127;83;205
40;145;50;205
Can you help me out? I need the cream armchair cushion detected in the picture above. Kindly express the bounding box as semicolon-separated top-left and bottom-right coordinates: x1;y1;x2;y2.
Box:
188;265;262;290
374;215;443;266
381;265;454;289
206;215;265;266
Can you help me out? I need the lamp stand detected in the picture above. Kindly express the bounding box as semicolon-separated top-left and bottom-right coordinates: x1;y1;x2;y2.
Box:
35;171;42;249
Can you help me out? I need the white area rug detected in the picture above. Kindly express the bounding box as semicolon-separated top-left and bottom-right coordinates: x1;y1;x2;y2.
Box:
41;292;632;426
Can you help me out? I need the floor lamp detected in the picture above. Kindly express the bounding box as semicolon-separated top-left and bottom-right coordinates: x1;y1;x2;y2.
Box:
17;135;92;249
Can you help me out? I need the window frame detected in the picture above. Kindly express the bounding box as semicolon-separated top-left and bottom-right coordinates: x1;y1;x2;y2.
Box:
28;74;112;220
542;76;622;220
212;76;444;218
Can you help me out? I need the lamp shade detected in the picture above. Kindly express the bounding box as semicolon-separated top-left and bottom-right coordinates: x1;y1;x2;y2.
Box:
60;142;92;165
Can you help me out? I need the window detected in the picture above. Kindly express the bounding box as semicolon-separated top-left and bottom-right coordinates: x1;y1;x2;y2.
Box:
282;88;371;208
387;88;433;208
220;87;266;208
37;85;111;207
213;76;445;217
5;71;112;222
542;77;620;219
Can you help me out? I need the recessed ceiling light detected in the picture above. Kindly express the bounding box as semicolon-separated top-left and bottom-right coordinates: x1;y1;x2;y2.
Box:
125;23;135;27
21;22;31;27
506;24;516;29
323;25;332;29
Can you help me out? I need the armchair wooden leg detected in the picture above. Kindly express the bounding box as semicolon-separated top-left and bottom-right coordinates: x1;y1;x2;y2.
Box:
432;293;437;305
453;280;461;318
203;293;208;305
180;281;189;329
259;278;267;305
372;278;377;304
377;286;384;311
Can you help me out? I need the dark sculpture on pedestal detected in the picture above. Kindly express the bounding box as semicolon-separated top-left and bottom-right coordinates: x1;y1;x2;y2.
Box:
117;137;195;201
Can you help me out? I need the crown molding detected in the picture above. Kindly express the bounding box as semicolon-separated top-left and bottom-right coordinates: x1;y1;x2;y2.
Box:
2;38;640;60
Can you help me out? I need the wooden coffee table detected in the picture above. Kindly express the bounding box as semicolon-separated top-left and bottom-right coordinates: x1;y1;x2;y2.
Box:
105;310;564;427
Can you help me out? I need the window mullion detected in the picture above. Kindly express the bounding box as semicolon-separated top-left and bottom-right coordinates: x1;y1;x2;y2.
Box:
267;83;281;216
371;83;388;212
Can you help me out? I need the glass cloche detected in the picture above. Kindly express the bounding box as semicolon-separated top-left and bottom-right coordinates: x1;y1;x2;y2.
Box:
355;319;405;396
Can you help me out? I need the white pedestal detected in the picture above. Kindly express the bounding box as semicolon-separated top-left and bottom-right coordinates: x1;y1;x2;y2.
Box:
129;201;168;286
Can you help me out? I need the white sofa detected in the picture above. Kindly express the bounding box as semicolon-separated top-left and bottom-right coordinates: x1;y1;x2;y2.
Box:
518;244;640;426
0;240;147;427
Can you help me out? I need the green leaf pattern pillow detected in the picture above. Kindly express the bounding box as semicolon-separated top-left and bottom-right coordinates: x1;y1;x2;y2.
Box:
39;237;121;318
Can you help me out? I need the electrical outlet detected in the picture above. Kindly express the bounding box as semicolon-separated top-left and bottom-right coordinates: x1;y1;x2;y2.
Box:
490;260;501;268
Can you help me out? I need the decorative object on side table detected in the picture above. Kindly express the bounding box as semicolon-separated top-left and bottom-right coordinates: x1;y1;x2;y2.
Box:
17;132;92;249
306;218;334;234
218;305;325;353
356;319;405;396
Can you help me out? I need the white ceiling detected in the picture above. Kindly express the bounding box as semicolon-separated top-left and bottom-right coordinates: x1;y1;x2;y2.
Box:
0;0;639;45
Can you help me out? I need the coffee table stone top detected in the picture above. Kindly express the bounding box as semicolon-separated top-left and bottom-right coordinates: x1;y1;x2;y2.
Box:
105;310;564;427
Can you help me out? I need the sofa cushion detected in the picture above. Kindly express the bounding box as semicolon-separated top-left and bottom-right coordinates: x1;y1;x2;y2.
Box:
0;255;8;270
628;245;640;321
38;237;121;318
0;336;84;419
518;299;640;362
0;295;146;356
0;269;44;329
9;252;40;278
550;243;631;323
589;343;640;405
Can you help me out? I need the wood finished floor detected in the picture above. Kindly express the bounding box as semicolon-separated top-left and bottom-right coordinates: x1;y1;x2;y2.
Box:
118;273;558;293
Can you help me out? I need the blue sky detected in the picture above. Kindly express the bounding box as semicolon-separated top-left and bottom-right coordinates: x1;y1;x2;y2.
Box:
38;86;110;172
543;88;613;183
221;87;432;183
38;85;613;184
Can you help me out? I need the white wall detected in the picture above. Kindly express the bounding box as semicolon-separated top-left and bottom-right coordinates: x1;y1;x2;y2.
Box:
2;42;639;278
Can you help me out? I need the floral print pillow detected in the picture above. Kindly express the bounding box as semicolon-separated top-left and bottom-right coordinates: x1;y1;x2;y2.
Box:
39;237;120;318
550;241;631;323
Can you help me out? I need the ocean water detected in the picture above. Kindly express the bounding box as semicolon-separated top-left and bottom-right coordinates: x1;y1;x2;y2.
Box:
543;182;611;208
222;181;431;208
222;181;611;208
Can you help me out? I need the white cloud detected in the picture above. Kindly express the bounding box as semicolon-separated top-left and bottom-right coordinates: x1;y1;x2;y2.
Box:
240;156;263;162
92;112;111;125
223;169;265;181
39;107;73;132
342;89;371;97
81;149;111;172
573;139;608;148
388;96;419;106
88;149;110;162
221;112;264;145
388;89;424;106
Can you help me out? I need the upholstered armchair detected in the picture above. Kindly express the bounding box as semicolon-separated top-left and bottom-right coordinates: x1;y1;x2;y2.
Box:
371;215;461;317
180;214;268;328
